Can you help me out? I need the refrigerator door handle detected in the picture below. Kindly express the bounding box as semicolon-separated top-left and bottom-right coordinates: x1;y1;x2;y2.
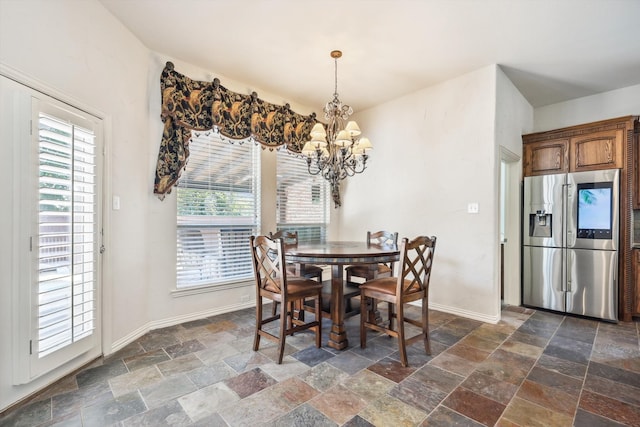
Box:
563;182;575;248
566;250;571;292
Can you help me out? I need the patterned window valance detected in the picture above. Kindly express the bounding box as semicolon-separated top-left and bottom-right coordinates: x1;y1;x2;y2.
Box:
153;61;317;199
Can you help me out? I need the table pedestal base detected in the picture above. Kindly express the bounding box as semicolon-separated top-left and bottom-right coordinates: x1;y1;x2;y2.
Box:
328;324;348;350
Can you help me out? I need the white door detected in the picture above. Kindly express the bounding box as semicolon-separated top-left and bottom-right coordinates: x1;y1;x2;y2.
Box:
1;75;103;383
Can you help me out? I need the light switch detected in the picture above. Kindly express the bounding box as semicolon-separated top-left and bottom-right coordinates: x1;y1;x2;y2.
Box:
113;195;120;210
467;202;479;214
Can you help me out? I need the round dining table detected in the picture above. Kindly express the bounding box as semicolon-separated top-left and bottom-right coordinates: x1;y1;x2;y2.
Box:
285;241;400;350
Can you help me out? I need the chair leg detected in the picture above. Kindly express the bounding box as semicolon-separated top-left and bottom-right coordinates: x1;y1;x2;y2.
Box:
315;295;322;348
422;297;431;355
271;301;278;316
388;302;395;331
277;300;288;364
253;296;263;351
397;302;408;367
360;294;367;349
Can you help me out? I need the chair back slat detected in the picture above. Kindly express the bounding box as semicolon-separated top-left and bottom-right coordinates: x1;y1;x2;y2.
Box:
367;230;399;273
367;230;398;247
397;236;436;295
269;230;299;246
251;235;287;294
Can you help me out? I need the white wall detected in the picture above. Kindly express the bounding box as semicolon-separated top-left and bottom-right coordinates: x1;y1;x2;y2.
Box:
337;65;507;322
534;83;640;132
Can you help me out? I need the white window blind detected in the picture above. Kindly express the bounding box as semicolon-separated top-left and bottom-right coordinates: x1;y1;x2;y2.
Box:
276;150;329;243
176;131;260;288
37;112;97;358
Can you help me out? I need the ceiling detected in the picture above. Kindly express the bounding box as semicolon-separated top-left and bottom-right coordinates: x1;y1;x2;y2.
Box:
98;0;640;112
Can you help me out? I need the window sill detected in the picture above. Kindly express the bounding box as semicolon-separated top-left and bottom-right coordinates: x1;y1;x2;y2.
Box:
171;279;254;298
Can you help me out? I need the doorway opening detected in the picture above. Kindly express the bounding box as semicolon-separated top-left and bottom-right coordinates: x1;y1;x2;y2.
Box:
499;147;521;307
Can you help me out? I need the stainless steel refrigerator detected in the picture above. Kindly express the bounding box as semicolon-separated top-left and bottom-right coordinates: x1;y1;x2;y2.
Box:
522;169;619;321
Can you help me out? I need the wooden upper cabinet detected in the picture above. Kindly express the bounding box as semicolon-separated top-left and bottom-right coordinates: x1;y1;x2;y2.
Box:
570;129;624;172
522;117;635;178
523;138;569;176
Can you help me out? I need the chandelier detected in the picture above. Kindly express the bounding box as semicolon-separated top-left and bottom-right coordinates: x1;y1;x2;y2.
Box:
302;50;373;208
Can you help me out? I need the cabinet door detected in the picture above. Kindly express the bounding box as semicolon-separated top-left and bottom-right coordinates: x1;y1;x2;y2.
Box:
523;138;569;177
570;129;624;172
634;132;640;209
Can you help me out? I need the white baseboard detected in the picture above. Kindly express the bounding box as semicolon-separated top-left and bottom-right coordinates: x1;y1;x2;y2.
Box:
106;301;255;356
429;302;500;324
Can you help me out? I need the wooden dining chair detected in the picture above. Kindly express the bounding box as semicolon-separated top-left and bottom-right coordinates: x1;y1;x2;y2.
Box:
359;235;436;367
269;230;323;317
269;230;324;282
250;235;323;364
346;230;398;283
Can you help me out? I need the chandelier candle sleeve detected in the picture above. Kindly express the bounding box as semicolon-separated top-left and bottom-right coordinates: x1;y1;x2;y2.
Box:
302;50;373;208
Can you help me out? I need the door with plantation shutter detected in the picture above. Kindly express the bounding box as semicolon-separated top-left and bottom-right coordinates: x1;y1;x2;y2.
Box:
29;99;102;379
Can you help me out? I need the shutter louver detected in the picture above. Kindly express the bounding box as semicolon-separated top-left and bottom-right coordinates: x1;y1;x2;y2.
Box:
37;113;96;358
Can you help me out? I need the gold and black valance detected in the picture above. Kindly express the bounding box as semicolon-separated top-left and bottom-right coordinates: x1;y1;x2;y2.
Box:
154;61;317;199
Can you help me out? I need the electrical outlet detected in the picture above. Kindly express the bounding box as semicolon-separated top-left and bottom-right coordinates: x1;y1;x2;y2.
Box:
240;294;250;303
467;202;479;214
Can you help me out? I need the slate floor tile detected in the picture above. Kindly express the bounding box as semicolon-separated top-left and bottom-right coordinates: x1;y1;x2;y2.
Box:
461;371;519;405
500;396;573;426
421;405;484;426
139;374;197;409
299;362;350;392
164;339;206;359
442;387;506;426
2;306;638;427
291;345;335;366
579;389;640;426
124;348;171;372
185;361;237;388
80;391;147;427
341;369;395;401
389;376;448;412
270;403;337;427
120;399;191;427
0;398;52;427
223;367;276;398
516;379;578;416
309;384;367;425
358;394;427;427
366;357;416;382
177;382;240;423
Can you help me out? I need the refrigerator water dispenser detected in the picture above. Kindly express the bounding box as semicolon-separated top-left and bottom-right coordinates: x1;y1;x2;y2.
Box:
529;210;552;237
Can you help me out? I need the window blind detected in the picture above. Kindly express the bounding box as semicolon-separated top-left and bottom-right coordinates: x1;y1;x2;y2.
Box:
176;131;260;288
276;150;329;243
37;112;96;358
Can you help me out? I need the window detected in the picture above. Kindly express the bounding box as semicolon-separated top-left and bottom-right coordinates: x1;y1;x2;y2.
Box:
276;150;329;242
176;131;260;289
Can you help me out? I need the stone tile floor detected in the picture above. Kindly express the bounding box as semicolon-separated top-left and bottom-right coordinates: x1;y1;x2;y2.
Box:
1;305;640;426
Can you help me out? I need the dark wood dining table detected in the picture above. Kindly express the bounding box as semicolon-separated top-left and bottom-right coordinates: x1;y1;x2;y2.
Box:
285;241;400;350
